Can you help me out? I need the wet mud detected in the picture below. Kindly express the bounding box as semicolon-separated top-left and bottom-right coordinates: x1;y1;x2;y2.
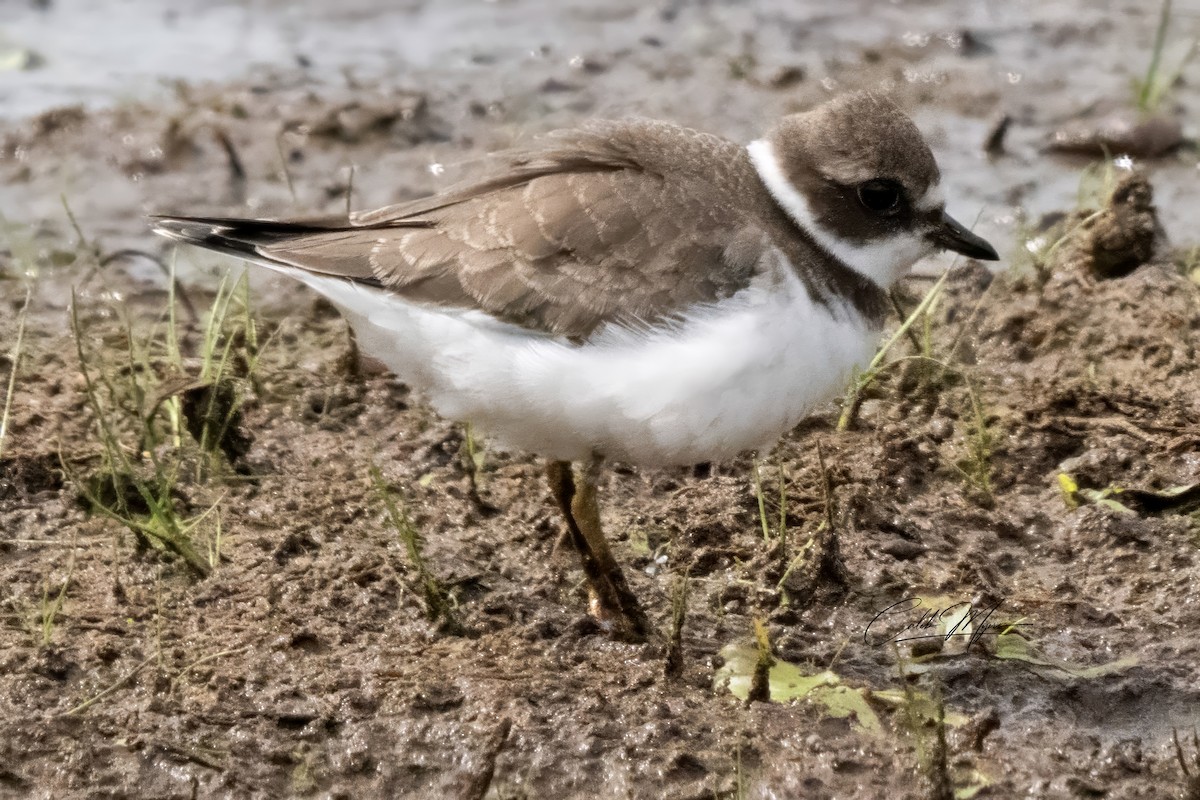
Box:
1;1;1199;798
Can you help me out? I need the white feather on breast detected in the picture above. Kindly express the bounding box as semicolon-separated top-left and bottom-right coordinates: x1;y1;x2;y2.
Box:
280;259;879;466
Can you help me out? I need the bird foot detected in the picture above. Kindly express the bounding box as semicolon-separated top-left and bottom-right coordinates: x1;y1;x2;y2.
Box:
586;583;650;643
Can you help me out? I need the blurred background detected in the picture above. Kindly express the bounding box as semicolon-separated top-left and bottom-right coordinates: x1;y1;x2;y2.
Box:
1;0;1196;278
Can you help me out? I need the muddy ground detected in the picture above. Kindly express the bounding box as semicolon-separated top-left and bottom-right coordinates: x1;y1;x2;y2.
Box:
2;1;1200;798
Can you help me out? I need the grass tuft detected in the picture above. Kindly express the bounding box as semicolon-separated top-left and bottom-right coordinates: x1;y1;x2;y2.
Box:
0;286;31;465
838;269;951;431
370;463;464;634
170;268;261;480
1135;0;1198;114
776;443;848;603
751;455;790;566
66;261;257;577
276;131;298;204
39;547;76;648
70;294;213;576
461;422;496;514
954;382;995;506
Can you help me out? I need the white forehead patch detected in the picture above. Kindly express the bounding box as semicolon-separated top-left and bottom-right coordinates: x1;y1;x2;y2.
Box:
747;138;934;289
916;183;945;212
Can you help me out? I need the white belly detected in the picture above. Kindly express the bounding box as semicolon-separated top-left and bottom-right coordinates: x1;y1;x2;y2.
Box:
288;267;879;466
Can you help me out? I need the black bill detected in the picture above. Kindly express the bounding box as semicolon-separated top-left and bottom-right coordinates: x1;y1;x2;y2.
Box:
928;213;999;261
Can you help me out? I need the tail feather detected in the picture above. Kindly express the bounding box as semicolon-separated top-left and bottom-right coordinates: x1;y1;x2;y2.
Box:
150;214;428;284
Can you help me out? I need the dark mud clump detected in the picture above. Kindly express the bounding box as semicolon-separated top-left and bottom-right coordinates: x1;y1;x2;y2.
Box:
1047;109;1184;160
1059;172;1160;279
179;379;255;466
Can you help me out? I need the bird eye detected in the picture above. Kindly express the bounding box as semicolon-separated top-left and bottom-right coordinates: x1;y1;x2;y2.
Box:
857;180;904;214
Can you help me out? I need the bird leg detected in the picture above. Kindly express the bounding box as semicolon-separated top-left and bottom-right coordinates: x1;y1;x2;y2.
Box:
546;458;650;641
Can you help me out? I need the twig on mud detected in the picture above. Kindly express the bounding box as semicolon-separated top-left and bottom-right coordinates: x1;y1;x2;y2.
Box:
664;570;691;679
60;654;155;717
1052;415;1160;444
213;126;247;207
61;195;91;251
212;127;246;184
1173;727;1200;800
275;130;297;204
926;692;953;800
888;288;923;351
171;645;251;688
1;539;105;547
776;454;788;553
816;441;834;531
65;191;200;325
747;618;774;703
154;740;227;772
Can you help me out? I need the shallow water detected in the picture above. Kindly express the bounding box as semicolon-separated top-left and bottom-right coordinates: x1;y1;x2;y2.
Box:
2;0;1196;273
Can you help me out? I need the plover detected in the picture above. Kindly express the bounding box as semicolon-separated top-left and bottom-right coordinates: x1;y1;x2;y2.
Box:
154;91;998;640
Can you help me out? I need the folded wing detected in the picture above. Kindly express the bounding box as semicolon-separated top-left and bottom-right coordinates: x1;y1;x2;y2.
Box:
154;121;768;339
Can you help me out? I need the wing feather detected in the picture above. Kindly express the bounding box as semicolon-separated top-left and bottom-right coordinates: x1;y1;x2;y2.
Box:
156;120;771;339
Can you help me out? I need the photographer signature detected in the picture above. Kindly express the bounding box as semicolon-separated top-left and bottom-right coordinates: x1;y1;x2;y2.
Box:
864;596;1009;648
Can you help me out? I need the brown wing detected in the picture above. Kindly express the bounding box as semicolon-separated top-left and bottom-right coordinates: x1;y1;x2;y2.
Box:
162;121;772;340
363;169;766;337
352;122;770;338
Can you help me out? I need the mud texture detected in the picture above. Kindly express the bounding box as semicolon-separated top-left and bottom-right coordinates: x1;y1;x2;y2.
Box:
2;1;1200;798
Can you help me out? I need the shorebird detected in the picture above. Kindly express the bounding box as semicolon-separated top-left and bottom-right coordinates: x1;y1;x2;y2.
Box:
154;91;998;640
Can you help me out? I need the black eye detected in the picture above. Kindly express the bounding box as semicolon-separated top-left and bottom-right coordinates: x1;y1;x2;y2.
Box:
857;180;904;214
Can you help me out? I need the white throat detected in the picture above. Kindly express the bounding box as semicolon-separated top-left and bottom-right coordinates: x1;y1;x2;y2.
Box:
747;138;931;288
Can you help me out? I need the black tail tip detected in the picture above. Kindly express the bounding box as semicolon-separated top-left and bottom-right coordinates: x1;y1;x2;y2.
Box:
151;215;219;244
149;215;262;263
150;216;211;245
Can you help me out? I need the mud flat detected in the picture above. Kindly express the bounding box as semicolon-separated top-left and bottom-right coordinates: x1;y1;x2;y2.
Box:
1;1;1199;797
